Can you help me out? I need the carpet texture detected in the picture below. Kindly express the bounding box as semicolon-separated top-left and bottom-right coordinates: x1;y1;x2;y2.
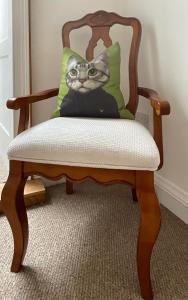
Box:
0;182;187;300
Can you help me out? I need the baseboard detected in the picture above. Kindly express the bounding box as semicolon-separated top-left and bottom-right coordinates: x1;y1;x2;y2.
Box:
155;174;188;224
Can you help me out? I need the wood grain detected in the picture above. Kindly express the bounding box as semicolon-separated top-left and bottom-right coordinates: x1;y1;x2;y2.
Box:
62;10;142;115
6;88;58;134
138;87;171;169
138;87;170;116
7;88;59;110
1;161;161;299
136;171;161;300
17;105;30;134
3;11;171;300
66;179;74;194
1;161;28;272
0;178;45;214
23;162;136;186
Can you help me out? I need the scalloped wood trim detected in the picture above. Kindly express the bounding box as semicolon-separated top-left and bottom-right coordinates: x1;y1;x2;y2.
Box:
23;162;136;186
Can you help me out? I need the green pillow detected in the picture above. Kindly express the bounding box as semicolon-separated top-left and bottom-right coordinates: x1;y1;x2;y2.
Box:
53;42;134;119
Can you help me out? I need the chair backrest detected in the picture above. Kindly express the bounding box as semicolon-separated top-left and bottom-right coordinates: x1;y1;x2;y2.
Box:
62;10;142;115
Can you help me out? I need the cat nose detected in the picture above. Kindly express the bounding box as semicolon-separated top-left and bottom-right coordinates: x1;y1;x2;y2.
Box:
80;79;86;84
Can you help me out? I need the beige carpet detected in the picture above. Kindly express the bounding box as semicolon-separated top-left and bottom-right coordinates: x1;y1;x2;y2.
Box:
0;182;187;300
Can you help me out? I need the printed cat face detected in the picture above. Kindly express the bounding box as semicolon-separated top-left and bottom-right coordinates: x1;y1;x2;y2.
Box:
66;52;110;93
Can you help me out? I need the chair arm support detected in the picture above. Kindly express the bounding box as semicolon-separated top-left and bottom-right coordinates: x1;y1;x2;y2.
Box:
138;87;171;170
7;88;59;135
7;88;59;110
138;87;170;116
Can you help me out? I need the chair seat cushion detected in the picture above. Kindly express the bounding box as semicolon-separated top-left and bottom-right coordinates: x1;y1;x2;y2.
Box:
8;117;160;171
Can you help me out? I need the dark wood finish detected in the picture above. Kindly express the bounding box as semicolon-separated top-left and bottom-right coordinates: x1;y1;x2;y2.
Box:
0;179;45;214
66;180;74;194
138;87;170;116
138;87;170;169
136;171;161;300
7;88;59;110
7;88;58;134
2;162;160;300
1;161;28;272
132;187;138;202
2;11;171;300
18;105;30;134
63;10;142;115
86;26;112;61
153;112;163;169
23;162;135;186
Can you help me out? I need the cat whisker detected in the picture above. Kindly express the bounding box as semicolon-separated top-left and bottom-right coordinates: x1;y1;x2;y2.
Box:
94;79;108;83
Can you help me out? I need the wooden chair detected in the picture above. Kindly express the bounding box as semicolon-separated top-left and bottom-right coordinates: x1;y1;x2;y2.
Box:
1;11;170;300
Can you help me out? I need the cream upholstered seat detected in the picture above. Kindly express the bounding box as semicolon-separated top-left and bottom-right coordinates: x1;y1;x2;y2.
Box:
8;117;160;171
2;12;171;300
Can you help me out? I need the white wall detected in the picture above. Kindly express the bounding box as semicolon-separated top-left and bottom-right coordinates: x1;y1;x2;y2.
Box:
30;0;188;223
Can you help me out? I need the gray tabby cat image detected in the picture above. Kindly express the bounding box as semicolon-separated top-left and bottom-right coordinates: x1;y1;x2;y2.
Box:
60;52;120;118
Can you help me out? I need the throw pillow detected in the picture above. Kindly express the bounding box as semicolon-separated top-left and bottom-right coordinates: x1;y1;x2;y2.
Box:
53;42;134;119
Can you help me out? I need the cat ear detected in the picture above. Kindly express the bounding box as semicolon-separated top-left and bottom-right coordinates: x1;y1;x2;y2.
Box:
94;51;108;64
67;56;79;72
93;52;109;75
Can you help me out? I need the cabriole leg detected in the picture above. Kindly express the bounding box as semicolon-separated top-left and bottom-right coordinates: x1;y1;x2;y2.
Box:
1;161;28;272
136;171;161;300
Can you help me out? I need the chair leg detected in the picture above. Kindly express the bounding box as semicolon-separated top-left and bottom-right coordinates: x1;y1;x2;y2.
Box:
1;161;28;273
66;179;73;194
132;187;138;202
136;171;161;300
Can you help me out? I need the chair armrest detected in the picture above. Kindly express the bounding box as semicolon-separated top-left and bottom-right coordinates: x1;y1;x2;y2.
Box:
7;88;59;110
138;87;170;116
7;88;59;135
138;87;171;170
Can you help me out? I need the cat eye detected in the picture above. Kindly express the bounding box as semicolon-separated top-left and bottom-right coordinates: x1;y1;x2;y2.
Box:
69;69;77;76
88;68;97;76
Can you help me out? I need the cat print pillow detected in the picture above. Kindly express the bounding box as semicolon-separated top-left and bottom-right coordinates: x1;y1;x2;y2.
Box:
53;42;134;119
